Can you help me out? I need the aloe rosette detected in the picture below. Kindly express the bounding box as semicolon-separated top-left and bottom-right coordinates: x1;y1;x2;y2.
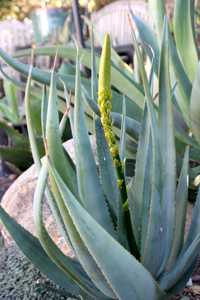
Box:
1;0;200;299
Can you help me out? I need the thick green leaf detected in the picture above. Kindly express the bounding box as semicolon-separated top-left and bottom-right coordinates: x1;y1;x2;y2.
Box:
48;167;116;299
95;118;119;219
24;66;42;169
169;33;192;126
133;14;160;75
14;46;145;108
95;118;129;249
25;65;75;250
46;70;78;196
73;52;115;236
148;0;165;40
190;64;200;145
3;80;20;124
166;147;189;271
111;112;140;141
159;234;200;291
0;48;143;122
41;86;48;141
130;13;166;277
174;0;198;82
0;102;17;123
33;161;111;300
166;260;196;295
119;97;126;162
51;164;166;300
157;20;176;275
183;187;200;251
132;11;192;129
128;106;151;249
82;83;142;122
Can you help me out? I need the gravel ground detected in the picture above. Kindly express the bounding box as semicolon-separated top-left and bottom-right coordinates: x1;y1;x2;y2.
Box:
0;243;78;300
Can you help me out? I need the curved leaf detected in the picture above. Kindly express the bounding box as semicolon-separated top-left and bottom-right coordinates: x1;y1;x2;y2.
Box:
174;0;198;82
33;161;111;300
148;0;165;40
190;64;200;145
133;14;160;75
51;165;166;300
14;47;145;108
46;70;78;196
166;147;189;271
74;53;115;236
157;20;176;274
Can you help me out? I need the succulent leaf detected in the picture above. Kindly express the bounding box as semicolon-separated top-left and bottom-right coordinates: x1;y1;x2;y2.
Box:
50;164;166;300
157;19;176;275
14;46;145;107
166;147;189;271
74;49;115;236
190;64;200;145
174;0;198;82
148;0;165;40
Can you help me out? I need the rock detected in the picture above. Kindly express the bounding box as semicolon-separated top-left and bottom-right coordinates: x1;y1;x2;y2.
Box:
0;137;96;255
91;0;174;47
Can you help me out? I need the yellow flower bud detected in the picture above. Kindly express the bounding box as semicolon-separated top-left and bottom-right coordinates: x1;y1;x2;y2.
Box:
117;179;124;189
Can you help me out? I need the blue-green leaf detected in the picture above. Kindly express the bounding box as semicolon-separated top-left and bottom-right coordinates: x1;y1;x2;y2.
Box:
157;20;176;274
166;146;189;271
128;105;151;248
51;164;166;300
148;0;165;40
33;161;111;300
190;64;200;145
73;51;115;236
46;70;78;196
132;14;160;75
174;0;198;82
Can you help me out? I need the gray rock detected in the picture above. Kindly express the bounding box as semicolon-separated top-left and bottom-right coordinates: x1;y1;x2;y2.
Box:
0;137;96;255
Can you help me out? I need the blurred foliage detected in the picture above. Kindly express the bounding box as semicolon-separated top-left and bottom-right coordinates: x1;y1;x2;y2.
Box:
0;0;118;21
0;0;71;21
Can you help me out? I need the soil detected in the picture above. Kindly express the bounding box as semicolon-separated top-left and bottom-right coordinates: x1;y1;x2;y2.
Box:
1;172;200;299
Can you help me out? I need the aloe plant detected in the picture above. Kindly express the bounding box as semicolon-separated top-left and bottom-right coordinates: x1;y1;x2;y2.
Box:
0;2;200;171
1;14;200;297
1;0;200;298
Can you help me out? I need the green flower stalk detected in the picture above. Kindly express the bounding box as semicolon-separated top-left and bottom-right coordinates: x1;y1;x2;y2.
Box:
98;34;127;200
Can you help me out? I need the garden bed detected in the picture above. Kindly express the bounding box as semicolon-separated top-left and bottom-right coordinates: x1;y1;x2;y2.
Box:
0;174;200;299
